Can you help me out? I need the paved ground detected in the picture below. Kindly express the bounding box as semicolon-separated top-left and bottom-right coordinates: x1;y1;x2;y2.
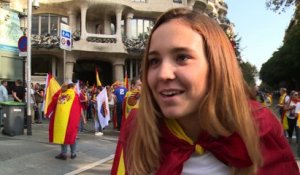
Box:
0;118;118;175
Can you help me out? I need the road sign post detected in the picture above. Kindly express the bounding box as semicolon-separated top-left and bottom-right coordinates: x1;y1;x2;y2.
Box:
60;23;72;82
60;23;72;51
18;35;28;57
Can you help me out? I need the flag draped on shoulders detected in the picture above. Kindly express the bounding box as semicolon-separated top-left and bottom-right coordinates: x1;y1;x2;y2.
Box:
112;101;300;175
97;88;110;128
111;109;137;175
48;88;82;144
44;73;61;118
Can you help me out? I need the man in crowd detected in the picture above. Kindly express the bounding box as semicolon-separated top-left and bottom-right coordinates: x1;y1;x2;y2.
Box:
113;82;127;131
12;79;25;102
0;80;8;102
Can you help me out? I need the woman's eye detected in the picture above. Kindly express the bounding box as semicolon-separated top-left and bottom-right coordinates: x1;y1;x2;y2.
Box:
148;58;160;66
176;54;190;62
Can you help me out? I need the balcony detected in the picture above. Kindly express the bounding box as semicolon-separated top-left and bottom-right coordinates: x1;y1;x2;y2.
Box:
218;16;231;29
85;34;117;44
217;1;228;14
193;0;208;11
31;34;60;49
72;33;126;53
206;0;215;12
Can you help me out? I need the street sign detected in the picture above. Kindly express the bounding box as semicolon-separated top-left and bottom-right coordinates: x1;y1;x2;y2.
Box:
18;36;27;52
60;23;72;51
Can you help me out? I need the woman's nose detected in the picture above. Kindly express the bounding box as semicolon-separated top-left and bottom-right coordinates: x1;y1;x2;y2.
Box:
157;61;176;81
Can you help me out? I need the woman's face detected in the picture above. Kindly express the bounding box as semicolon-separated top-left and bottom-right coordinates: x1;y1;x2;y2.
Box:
147;19;209;120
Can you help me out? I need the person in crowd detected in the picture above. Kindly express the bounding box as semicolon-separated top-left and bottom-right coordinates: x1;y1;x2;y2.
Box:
38;88;45;119
106;85;116;125
113;82;127;131
277;87;290;117
12;79;25;102
111;8;299;175
79;85;88;132
86;86;94;121
122;78;142;123
265;92;272;108
285;91;299;144
46;83;86;160
276;87;290;135
34;83;43;123
0;80;8;102
92;86;104;136
0;80;8;125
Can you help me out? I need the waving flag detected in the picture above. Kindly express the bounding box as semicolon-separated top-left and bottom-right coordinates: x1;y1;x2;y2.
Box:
124;72;129;90
96;88;110;128
96;67;102;86
44;73;61;118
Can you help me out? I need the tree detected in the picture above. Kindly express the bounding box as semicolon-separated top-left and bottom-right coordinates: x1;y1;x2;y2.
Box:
240;61;258;87
260;5;300;90
265;0;297;12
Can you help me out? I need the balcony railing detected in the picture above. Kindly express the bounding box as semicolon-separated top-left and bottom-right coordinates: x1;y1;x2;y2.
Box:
31;34;60;49
122;35;147;53
78;33;118;43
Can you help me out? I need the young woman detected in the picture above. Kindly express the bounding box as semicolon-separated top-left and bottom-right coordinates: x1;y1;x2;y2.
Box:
111;8;299;175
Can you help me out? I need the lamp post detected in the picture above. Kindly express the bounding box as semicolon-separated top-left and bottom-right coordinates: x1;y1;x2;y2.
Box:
19;0;38;135
26;0;33;135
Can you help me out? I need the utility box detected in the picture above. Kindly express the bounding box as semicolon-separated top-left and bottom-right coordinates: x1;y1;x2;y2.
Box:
0;101;26;136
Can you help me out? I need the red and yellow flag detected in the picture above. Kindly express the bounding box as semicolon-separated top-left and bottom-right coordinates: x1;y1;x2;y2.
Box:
124;72;129;90
44;73;61;117
96;67;102;86
48;89;82;144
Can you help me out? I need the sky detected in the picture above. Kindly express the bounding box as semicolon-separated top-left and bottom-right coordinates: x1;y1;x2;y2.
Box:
226;0;295;72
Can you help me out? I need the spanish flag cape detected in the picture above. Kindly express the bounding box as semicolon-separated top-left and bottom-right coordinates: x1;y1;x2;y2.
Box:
111;101;299;175
279;93;289;130
46;88;82;144
122;89;141;124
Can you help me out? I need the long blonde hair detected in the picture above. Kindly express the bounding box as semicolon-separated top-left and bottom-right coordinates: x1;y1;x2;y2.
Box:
126;8;262;175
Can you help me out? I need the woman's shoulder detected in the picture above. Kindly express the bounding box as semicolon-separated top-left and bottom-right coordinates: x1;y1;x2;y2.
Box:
249;101;299;174
249;100;279;127
119;109;138;142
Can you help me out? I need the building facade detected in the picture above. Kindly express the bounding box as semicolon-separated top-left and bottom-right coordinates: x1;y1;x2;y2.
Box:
0;0;230;86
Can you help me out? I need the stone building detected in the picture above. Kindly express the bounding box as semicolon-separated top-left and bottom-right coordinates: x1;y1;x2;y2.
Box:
0;0;230;86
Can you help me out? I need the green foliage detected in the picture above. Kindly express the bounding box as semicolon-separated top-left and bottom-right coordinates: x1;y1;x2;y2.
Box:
260;5;300;89
240;61;258;86
265;0;296;13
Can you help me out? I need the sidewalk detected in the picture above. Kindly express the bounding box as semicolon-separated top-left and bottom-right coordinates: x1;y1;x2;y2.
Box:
0;119;118;175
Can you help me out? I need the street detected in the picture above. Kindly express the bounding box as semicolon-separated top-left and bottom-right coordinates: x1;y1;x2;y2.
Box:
0;119;118;175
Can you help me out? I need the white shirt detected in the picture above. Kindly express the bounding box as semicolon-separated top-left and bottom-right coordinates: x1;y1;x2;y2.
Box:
182;152;230;175
0;85;8;102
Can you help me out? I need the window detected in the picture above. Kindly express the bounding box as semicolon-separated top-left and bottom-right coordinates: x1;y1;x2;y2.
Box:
32;14;69;36
173;0;182;3
130;19;153;38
